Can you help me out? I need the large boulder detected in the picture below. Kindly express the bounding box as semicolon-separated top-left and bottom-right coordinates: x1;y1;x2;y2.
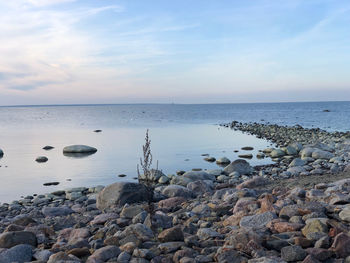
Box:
0;231;37;248
0;244;33;263
162;185;192;198
311;149;334;160
97;182;148;210
63;145;97;153
182;171;215;181
223;159;252;175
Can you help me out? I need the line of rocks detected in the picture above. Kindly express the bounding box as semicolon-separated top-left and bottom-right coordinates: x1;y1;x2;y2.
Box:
221;121;350;180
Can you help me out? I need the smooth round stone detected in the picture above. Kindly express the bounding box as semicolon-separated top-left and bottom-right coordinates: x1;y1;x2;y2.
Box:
63;145;97;153
216;157;231;165
35;156;48;163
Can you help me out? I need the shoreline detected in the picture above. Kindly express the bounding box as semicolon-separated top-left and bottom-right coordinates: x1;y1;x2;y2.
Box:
1;121;350;262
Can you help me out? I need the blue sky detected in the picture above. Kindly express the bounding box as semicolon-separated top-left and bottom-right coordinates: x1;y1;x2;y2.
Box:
0;0;349;105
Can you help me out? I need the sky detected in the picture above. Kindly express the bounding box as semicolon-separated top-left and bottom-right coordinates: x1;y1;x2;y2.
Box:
0;0;350;105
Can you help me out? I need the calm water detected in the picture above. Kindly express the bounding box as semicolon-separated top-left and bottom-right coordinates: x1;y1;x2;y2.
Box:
0;101;349;202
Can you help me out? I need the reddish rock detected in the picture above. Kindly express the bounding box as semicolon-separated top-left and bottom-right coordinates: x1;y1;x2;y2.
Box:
259;194;277;213
331;232;350;258
158;197;186;209
302;255;321;263
158;226;184;242
267;220;304;233
232;198;258;214
294;237;314;248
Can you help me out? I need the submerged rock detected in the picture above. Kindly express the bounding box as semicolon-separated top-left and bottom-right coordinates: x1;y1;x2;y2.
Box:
35;156;48;163
63;145;97;153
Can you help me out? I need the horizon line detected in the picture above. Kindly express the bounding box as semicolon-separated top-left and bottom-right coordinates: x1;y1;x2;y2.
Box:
0;100;349;108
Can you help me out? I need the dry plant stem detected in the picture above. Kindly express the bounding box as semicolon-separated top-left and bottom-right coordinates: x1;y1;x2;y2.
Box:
137;129;156;232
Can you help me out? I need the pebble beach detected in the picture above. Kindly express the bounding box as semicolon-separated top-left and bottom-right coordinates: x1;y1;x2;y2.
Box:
1;121;350;262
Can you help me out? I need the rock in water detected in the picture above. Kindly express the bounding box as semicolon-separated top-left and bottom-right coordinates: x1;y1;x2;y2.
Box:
0;148;3;157
223;159;252;175
35;156;48;163
96;182;148;210
63;145;97;153
43;145;54;150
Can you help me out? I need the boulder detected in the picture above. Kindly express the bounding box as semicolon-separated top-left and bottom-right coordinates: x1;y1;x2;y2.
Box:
239;212;277;229
281;245;307;262
270;149;285;158
63;145;97;153
86;245;121;262
42;206;74;217
182;170;215;181
162;185;192;198
216;157;231;165
223;159;252;175
237;176;269;189
0;244;33;263
158;226;184;242
96;182;148;210
0;231;37;248
311;149;334;160
289;158;307;167
0;148;3;157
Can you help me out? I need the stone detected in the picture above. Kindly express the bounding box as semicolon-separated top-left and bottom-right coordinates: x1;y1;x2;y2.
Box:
197;228;220;240
162;185;192;198
306;248;333;261
86;245;121;262
33;249;53;261
158;242;184;253
287;166;306;176
0;231;37;248
248;257;287;263
267;221;304;233
158;197;185;209
48;252;81;263
0;244;33;263
216;157;231;165
270;149;285;158
339;208;350;222
240;212;277;229
182;171;215;181
215;247;245;263
302;219;328;239
43;145;54;150
158;226;184;242
96;182;148;210
36;156;48;163
120;205;144;219
122;223;154;242
311;149;334;160
331;232;350;258
281;245;307;262
289;158;307;167
223;159;252;175
42;206;74;217
0;148;3;157
237;176;269;189
63;145;97;153
187;180;213;196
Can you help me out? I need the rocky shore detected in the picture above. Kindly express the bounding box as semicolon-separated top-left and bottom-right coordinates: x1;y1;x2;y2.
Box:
1;122;350;262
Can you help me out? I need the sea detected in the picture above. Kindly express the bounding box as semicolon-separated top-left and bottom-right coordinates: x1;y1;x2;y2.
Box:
0;101;349;202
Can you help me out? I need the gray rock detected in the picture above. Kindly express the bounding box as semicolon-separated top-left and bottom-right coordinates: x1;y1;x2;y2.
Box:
35;156;48;163
223;159;252;175
86;245;121;262
270;149;285;158
216;157;231;165
162;185;192;198
96;182;148;210
289;158;307;167
182;171;215;181
0;231;37;248
311;149;334;160
0;148;3;157
0;244;33;263
33;249;53;261
42;206;74;217
187;180;213;196
339;208;350;222
240;212;277;229
287;166;306;176
122;223;154;242
63;145;97;153
281;245;307;262
197;228;220;240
